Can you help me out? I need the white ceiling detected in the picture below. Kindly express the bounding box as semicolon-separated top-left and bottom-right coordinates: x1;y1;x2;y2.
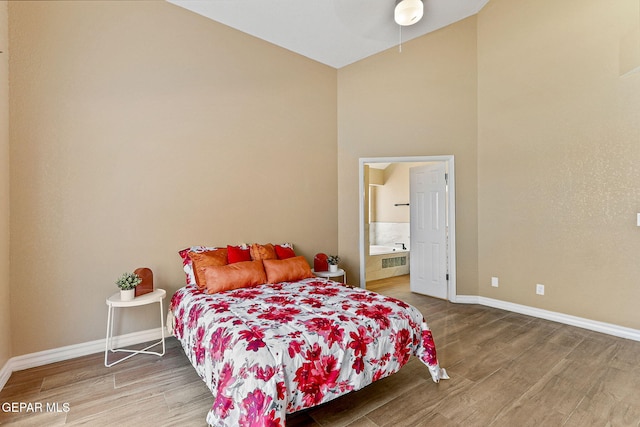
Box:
167;0;490;69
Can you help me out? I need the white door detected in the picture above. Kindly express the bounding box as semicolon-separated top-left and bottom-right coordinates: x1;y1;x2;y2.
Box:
410;163;447;298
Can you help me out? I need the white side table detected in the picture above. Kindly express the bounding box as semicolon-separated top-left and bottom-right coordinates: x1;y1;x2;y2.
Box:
312;268;347;284
104;288;166;367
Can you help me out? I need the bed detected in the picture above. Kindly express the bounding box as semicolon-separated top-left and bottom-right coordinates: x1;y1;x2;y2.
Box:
168;244;447;426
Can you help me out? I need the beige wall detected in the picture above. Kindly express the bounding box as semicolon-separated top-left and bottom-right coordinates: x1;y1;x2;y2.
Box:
477;0;640;328
6;0;640;362
8;1;337;355
340;0;640;332
0;0;11;369
337;16;479;292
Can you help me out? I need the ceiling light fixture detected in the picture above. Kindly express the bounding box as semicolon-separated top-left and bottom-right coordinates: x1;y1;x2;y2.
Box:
394;0;424;26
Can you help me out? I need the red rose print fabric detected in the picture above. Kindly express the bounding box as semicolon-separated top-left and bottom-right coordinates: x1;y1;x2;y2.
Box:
169;278;445;427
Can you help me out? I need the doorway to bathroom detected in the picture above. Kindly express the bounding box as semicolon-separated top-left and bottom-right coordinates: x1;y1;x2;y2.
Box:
358;156;456;301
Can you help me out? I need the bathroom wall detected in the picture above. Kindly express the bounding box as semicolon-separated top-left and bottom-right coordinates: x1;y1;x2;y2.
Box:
369;223;410;249
368;162;428;249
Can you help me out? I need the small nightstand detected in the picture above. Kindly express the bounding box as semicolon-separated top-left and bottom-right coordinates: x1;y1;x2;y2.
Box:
312;268;347;284
104;288;166;367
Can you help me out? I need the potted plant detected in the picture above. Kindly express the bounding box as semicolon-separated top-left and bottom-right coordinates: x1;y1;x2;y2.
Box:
116;272;142;301
327;255;340;272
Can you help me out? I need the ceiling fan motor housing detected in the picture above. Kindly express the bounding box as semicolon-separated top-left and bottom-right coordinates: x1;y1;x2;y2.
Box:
394;0;424;26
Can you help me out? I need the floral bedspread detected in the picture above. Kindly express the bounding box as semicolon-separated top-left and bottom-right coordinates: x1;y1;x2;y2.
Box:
168;277;445;427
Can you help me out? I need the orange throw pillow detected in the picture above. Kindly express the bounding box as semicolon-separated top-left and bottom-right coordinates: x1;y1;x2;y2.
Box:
204;260;267;294
263;256;315;284
250;243;277;261
189;249;228;290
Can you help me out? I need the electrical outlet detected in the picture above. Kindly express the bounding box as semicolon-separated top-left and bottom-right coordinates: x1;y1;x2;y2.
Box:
491;277;499;287
536;284;545;295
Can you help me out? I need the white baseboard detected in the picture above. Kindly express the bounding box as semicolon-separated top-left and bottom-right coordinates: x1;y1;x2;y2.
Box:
3;295;640;392
0;327;165;391
456;295;640;342
0;360;11;392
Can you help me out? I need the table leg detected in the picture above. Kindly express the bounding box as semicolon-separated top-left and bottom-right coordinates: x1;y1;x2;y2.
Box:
105;300;165;367
104;305;113;367
159;299;165;356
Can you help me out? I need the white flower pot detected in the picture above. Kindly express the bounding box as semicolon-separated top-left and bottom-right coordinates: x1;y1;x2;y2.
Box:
120;289;135;301
329;264;338;272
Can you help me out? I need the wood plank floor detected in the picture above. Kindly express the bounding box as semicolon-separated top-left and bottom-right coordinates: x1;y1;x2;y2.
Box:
3;275;640;426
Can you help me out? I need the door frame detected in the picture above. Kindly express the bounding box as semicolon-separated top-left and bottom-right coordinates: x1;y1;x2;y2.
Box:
358;155;457;302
